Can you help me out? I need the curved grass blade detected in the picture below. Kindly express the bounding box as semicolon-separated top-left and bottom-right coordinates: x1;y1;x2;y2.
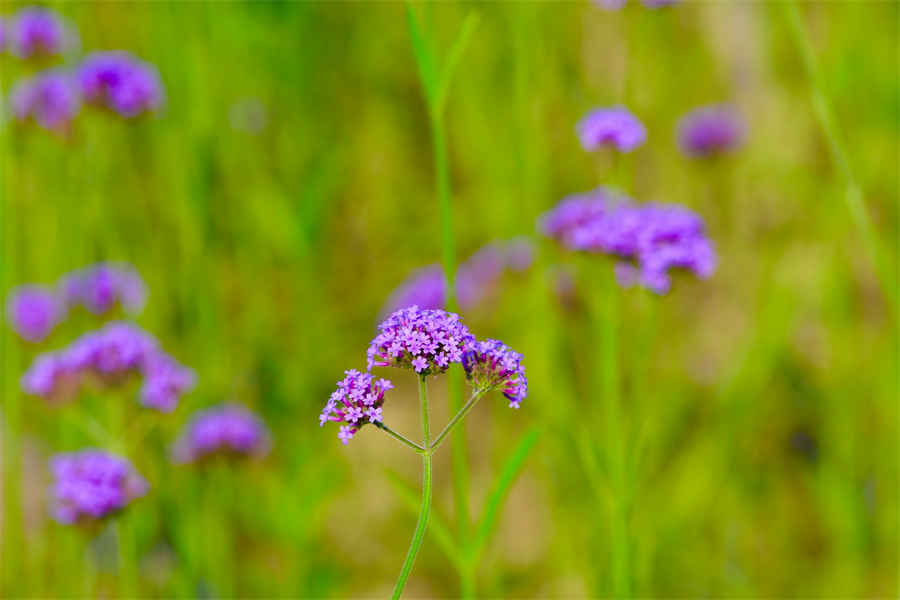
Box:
405;2;438;110
434;12;481;118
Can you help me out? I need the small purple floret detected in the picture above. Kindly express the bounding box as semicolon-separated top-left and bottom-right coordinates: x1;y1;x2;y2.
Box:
77;52;164;118
49;450;147;525
8;7;76;59
21;321;194;410
172;404;270;463
677;104;745;157
5;285;63;342
58;262;147;315
539;189;717;293
9;71;81;132
462;339;528;409
320;370;394;444
367;306;475;376
577;106;646;153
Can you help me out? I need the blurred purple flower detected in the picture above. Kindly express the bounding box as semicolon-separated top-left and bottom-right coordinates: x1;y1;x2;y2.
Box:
540;191;716;293
380;264;446;318
577;106;646;153
320;370;394;444
642;0;681;7
593;0;627;9
172;404;270;462
5;285;64;342
0;17;7;52
8;7;76;59
677;104;745;158
50;450;147;524
381;240;535;317
367;306;475;375
462;339;528;409
58;262;147;315
457;244;506;310
77;52;164;118
21;321;194;410
9;71;81;132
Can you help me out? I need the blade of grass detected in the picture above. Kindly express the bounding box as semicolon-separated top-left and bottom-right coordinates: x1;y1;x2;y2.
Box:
469;426;541;556
434;13;481;118
405;3;438;109
384;469;463;570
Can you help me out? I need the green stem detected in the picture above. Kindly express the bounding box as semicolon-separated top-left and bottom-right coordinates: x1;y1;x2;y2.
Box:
392;377;433;600
784;2;898;318
117;516;139;598
430;389;485;452
376;422;427;454
598;278;631;598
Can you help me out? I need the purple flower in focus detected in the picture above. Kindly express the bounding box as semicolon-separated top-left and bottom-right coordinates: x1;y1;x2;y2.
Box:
577;106;646;153
77;52;164;118
172;404;270;463
5;285;63;342
21;321;194;410
9;71;81;132
462;339;528;408
677;104;745;158
367;306;475;376
320;370;394;444
540;192;716;293
50;450;147;524
8;7;76;59
58;263;147;315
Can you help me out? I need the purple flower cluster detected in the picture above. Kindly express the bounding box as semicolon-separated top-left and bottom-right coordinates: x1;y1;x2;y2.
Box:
540;189;716;293
462;340;528;409
77;52;164;118
59;262;147;315
677;104;745;158
320;370;394;444
7;7;76;59
5;285;64;343
9;71;81;132
49;450;147;524
172;404;271;463
21;321;194;411
577;106;646;153
380;239;535;317
367;306;476;375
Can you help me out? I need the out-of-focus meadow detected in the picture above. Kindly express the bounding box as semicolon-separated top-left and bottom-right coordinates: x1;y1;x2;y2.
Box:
1;1;898;598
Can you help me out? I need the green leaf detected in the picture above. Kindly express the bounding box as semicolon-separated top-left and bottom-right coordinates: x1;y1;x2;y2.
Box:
434;12;480;117
405;2;438;110
383;468;464;569
469;427;541;557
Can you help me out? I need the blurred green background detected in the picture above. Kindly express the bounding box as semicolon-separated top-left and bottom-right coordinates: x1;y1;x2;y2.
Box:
1;1;898;597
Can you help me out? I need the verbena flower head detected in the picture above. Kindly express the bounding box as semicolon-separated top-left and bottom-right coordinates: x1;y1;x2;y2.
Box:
21;321;194;410
9;71;81;132
9;7;76;59
172;404;270;463
577;106;646;153
677;104;745;157
462;339;528;409
78;52;164;118
367;306;475;375
58;262;147;315
379;265;446;318
320;370;394;444
50;450;148;525
540;193;716;293
5;285;64;342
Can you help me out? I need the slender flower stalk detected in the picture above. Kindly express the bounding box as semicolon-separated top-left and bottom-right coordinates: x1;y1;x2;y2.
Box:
376;422;427;454
430;389;486;452
392;376;433;600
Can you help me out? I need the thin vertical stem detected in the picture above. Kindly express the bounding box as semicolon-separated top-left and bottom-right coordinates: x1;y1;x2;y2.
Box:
117;516;139;598
784;2;897;318
392;377;433;600
598;278;630;598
